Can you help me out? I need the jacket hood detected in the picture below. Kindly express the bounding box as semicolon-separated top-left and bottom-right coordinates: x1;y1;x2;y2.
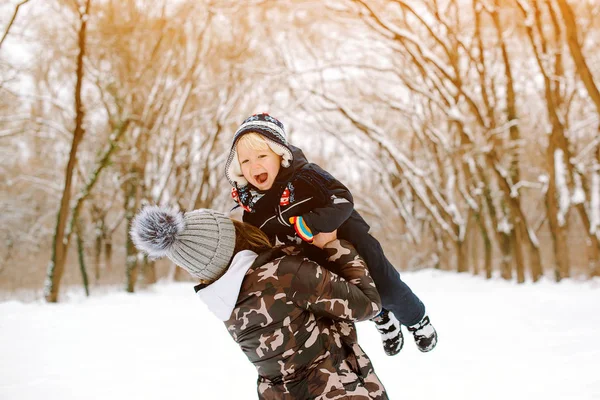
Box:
195;250;258;320
273;145;309;186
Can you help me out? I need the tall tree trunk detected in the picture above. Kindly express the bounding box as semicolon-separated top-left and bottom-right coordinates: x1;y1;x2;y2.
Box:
499;232;513;280
44;0;91;303
469;214;480;276
76;223;90;297
520;221;544;282
513;217;527;283
94;219;103;282
456;212;471;273
530;0;572;280
104;239;113;272
173;264;186;281
482;226;493;280
546;145;571;281
456;239;468;273
124;166;141;293
125;235;138;293
592;146;600;277
142;257;157;286
477;168;512;280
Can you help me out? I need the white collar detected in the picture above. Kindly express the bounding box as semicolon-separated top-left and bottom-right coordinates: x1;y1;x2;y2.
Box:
196;250;258;321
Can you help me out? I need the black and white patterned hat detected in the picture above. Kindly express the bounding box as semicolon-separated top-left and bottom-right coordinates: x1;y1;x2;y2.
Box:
225;113;293;188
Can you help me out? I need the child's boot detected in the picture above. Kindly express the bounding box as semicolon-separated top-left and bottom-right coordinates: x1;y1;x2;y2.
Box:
372;309;403;356
407;314;437;352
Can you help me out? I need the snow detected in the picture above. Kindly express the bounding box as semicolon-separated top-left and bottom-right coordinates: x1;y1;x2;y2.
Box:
571;173;586;205
1;271;599;400
497;218;512;234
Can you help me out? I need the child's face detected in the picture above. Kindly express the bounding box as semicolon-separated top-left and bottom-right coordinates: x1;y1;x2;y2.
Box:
237;141;281;190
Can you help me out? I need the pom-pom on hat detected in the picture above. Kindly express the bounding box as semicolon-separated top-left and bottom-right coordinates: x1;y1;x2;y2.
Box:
130;205;236;281
225;113;293;188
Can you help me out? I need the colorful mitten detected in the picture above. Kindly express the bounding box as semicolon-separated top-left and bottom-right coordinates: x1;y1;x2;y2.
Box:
289;216;314;243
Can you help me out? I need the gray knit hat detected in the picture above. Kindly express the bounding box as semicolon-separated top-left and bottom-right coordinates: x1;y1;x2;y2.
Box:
130;205;236;281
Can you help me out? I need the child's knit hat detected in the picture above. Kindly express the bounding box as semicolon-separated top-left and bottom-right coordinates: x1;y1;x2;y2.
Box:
225;113;293;188
130;205;236;281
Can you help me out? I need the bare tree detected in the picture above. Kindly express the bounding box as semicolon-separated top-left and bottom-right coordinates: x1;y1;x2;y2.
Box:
0;0;32;50
45;0;92;303
555;0;600;277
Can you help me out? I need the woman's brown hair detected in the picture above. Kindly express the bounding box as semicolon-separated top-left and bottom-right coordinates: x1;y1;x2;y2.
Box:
232;220;273;255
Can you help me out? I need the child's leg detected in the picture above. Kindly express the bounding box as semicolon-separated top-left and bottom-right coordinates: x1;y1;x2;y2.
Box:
352;233;425;326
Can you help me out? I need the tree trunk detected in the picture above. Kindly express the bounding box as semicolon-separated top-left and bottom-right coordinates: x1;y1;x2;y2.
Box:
94;218;104;282
173;264;186;281
513;219;526;284
589;228;600;278
546;147;571;281
104;239;113;272
44;0;91;303
591;145;600;277
483;229;492;280
456;239;468;273
456;212;471;273
474;204;492;279
125;236;138;293
142;258;157;286
499;232;513;280
76;224;90;297
470;216;480;276
124;167;141;293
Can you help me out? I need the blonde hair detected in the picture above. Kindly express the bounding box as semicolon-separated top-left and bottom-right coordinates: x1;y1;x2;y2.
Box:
236;132;271;152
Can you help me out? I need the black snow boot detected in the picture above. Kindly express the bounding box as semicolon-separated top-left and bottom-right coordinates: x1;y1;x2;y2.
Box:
407;314;437;352
372;309;404;356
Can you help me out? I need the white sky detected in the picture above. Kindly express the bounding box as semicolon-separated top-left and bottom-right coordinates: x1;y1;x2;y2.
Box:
1;270;599;399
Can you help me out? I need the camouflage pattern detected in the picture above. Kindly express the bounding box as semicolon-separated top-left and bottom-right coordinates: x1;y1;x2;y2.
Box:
224;239;388;399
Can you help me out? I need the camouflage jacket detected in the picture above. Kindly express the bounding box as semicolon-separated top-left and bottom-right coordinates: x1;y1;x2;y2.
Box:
197;240;387;399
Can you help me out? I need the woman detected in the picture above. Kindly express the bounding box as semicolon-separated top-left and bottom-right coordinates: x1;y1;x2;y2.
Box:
131;205;388;399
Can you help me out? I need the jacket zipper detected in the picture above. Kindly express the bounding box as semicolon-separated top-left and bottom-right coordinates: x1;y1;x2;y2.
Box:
259;197;314;229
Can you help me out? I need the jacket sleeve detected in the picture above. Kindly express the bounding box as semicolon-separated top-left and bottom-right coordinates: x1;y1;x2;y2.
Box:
285;240;381;322
293;165;354;235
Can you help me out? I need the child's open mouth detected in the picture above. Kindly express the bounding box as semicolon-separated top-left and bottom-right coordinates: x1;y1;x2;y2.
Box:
255;173;268;184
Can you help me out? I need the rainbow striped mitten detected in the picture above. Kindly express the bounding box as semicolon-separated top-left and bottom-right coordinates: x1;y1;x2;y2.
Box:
288;216;314;243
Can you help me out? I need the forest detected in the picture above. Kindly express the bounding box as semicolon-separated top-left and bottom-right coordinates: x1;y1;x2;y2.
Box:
1;0;599;302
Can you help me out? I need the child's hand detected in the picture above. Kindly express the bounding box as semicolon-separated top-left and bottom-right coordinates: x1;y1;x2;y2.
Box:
312;230;337;249
289;216;314;243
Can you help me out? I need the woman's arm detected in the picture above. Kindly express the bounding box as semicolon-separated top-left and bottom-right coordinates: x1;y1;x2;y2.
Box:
286;239;381;321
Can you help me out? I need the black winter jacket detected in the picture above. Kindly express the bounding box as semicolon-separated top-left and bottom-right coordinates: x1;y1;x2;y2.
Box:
241;146;371;246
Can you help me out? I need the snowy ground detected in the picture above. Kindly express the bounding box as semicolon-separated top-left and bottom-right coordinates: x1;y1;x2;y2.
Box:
1;269;599;400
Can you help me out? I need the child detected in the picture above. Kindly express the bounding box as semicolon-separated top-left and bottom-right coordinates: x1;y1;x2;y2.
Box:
225;113;438;356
